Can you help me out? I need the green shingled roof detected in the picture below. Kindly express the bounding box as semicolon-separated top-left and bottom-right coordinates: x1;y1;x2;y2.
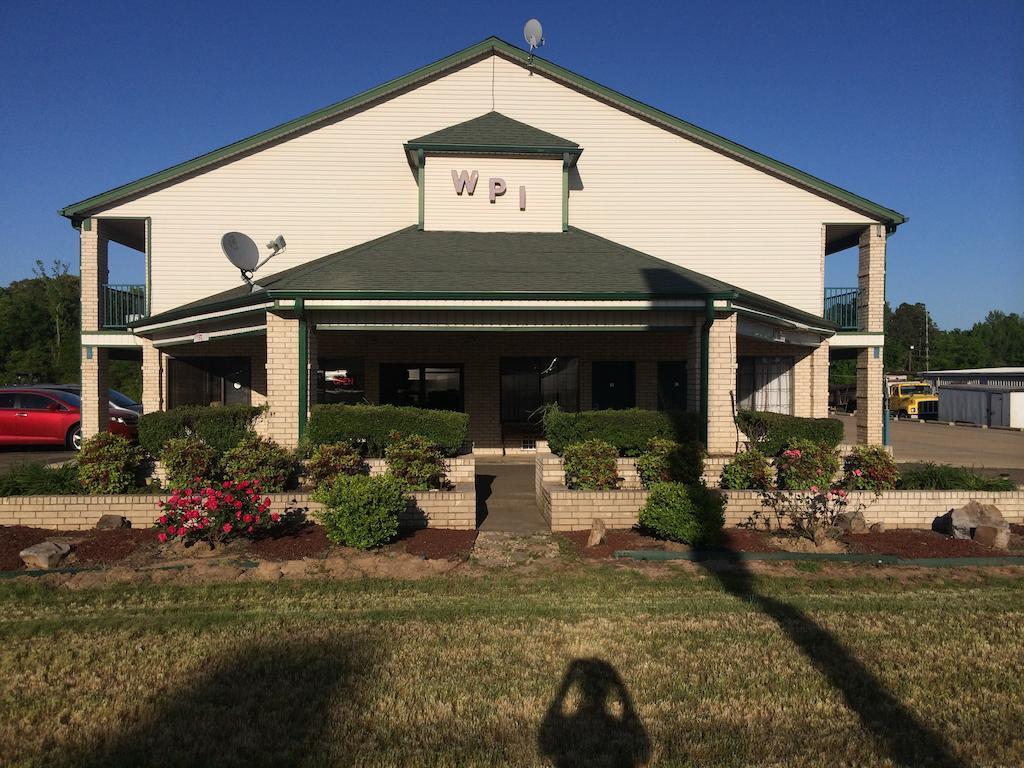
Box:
405;111;580;154
133;226;836;332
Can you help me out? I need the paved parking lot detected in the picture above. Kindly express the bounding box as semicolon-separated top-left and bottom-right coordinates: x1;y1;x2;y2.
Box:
0;447;76;472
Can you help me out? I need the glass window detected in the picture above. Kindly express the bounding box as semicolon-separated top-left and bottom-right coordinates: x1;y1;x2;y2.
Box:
108;389;140;409
51;391;81;408
18;393;58;410
0;393;16;409
168;357;251;408
737;356;793;415
380;364;464;411
318;358;365;405
592;361;636;411
500;357;579;423
657;361;688;411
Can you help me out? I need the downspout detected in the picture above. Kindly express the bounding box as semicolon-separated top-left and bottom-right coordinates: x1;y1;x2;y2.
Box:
296;298;308;443
700;298;714;446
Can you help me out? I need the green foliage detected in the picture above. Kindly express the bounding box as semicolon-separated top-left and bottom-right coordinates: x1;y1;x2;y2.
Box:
0;462;81;496
736;410;844;457
842;445;900;492
77;432;145;494
773;440;840;491
221;434;296;492
635;438;705;488
562;439;620;491
160;435;220;489
719;449;773;490
383;434;448;491
313;473;406;549
306;404;469;457
897;463;1016;492
542;405;703;457
137;405;264;456
0;264;79;385
305;442;367;490
638;483;724;545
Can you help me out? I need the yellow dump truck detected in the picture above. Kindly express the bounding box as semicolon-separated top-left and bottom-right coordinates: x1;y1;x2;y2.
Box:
887;380;939;420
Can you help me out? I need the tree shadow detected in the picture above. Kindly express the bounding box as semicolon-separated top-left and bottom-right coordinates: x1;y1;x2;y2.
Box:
67;637;365;768
692;549;965;767
475;472;495;526
538;657;652;768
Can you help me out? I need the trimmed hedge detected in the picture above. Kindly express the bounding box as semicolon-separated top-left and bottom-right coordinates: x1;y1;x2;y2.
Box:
138;405;264;456
542;406;703;457
306;404;469;457
638;483;724;546
735;410;843;456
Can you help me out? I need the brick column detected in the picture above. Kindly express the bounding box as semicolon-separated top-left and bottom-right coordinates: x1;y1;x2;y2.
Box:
706;312;739;456
857;347;884;444
262;312;300;448
141;339;163;414
79;220;108;333
810;341;829;419
858;224;886;333
81;346;109;439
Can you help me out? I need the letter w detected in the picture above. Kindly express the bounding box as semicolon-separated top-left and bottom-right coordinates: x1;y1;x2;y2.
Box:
451;170;479;195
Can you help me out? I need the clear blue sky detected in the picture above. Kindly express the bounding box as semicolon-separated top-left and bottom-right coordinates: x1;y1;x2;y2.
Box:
2;0;1021;329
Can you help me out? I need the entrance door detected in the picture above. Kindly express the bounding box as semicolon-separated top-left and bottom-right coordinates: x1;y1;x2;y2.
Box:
591;361;636;410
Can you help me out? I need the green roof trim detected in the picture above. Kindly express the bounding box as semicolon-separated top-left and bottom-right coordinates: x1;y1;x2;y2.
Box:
405;111;580;155
60;37;905;226
131;226;835;333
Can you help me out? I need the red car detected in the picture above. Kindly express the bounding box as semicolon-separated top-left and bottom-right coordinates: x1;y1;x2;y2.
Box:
0;388;138;451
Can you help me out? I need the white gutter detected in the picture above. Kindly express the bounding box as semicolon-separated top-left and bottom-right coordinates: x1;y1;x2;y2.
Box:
132;302;274;333
152;325;267;348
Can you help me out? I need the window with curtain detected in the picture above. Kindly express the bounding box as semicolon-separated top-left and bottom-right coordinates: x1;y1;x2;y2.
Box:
500;357;579;422
737;356;793;415
380;364;464;411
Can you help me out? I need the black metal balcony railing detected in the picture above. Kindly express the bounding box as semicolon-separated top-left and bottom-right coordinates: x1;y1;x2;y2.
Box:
102;284;147;329
824;287;861;330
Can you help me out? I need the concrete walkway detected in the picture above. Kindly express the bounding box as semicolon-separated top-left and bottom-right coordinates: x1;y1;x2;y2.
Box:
475;459;548;534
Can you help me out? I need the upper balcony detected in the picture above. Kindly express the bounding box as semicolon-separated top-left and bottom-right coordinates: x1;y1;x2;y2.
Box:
101;284;148;330
824;286;861;331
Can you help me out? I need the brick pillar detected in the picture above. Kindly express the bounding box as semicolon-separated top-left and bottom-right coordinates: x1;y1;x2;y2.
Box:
141;339;163;413
858;224;886;333
79;220;108;333
81;346;109;439
262;312;300;448
706;312;739;456
810;341;829;419
856;347;884;444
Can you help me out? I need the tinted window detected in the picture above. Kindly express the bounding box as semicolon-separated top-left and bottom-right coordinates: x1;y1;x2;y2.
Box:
500;357;579;422
51;391;81;408
657;361;688;411
109;390;140;408
592;362;636;410
318;358;365;405
380;364;464;411
19;393;58;410
0;393;15;409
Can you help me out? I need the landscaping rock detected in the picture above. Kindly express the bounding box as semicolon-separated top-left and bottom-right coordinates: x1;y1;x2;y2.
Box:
587;518;607;548
20;541;72;569
971;525;1009;550
95;514;131;530
834;509;867;534
933;501;1009;545
869;522;887;534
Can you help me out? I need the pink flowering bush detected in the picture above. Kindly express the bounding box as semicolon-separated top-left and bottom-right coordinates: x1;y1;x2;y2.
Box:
773;440;840;490
842;445;900;491
153;479;304;547
749;485;854;543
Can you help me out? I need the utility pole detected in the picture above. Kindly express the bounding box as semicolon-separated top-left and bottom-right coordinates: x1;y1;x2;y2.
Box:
924;305;930;372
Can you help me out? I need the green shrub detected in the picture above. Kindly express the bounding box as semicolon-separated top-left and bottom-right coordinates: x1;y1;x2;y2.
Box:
638;483;724;545
774;440;840;491
313;473;407;549
719;449;773;490
898;463;1016;492
137;405;264;456
842;445;900;492
0;463;81;496
306;404;468;457
542;405;703;457
736;410;844;457
221;434;296;492
562;439;620;490
635;438;705;487
77;432;145;494
305;442;367;490
160;435;220;489
384;433;448;491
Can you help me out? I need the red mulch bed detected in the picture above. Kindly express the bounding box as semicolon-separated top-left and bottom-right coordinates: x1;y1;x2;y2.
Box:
0;526;52;570
563;527;786;559
247;524;332;561
0;525;152;570
845;529;1009;558
390;528;478;560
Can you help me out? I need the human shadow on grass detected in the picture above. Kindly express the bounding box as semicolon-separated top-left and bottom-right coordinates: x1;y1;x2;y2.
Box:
692;547;964;767
538;657;652;768
69;637;364;768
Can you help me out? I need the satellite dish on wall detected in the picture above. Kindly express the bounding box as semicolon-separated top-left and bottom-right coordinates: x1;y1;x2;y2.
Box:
524;19;544;50
221;232;259;271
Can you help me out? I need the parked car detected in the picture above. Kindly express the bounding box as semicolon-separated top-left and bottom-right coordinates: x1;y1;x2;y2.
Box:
34;384;143;415
0;387;138;451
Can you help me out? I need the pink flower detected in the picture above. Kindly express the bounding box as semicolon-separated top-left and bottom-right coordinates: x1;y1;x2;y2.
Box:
158;515;167;524
222;523;233;533
177;527;187;536
853;469;863;477
158;533;167;543
222;481;231;488
247;525;254;533
243;514;253;523
810;485;819;493
270;513;280;523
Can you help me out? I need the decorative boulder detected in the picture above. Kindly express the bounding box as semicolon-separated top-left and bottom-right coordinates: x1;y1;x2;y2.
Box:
972;525;1009;550
869;522;887;534
20;541;72;569
587;518;607;548
96;514;131;530
833;509;867;534
933;501;1009;548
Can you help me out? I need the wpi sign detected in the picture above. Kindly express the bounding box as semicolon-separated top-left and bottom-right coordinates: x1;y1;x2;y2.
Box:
451;170;526;210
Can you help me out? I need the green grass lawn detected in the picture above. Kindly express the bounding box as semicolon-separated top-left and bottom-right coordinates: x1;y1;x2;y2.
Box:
1;566;1021;767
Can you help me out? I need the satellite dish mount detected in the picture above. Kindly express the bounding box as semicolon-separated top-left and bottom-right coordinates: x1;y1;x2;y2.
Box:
523;19;544;69
220;232;287;292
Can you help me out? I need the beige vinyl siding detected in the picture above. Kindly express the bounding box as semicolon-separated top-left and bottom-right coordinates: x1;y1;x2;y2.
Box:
424;157;562;232
97;55;876;316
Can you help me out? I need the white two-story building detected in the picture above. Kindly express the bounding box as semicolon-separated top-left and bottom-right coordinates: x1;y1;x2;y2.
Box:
62;37;902;456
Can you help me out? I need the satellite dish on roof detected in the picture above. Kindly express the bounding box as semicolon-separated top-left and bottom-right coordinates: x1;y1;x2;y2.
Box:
221;232;259;271
524;19;544;50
